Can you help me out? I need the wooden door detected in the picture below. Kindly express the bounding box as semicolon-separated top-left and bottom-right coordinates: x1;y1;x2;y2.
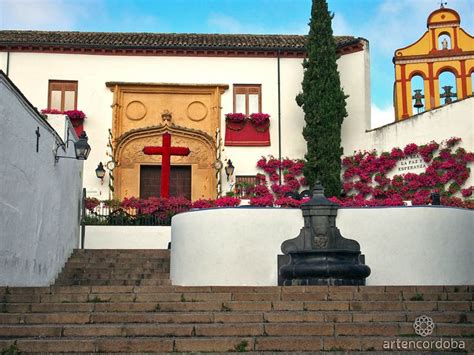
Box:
169;166;191;199
140;165;191;199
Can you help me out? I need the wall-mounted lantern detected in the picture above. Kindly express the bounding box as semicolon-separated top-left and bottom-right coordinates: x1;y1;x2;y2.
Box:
225;159;235;181
54;131;91;163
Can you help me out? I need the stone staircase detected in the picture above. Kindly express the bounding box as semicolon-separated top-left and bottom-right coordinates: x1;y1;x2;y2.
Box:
0;249;473;353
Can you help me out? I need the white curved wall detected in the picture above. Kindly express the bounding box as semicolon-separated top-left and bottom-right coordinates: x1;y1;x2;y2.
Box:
170;207;473;286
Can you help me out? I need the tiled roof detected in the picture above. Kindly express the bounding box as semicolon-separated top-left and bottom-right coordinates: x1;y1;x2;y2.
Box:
0;30;359;51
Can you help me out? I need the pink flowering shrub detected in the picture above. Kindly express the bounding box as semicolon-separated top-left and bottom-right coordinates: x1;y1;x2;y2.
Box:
192;199;215;209
41;109;86;120
340;138;474;209
215;196;241;207
41;108;63;114
225;113;246;123
85;197;100;211
275;197;303;208
64;110;86;120
250;194;274;207
249;113;270;125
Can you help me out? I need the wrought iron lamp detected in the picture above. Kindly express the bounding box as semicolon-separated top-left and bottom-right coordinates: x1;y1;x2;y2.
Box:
95;162;106;181
225;159;235;181
54;131;91;163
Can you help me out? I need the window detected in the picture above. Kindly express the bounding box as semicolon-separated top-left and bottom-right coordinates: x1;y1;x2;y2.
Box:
233;84;261;115
48;80;78;111
235;175;258;198
226;84;269;146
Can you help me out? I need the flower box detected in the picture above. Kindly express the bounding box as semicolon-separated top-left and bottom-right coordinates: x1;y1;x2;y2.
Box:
41;109;86;137
224;112;270;146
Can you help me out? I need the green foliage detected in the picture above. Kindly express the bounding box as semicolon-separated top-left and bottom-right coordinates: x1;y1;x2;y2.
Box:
296;0;348;197
1;342;19;355
410;293;424;301
234;340;248;352
87;296;109;303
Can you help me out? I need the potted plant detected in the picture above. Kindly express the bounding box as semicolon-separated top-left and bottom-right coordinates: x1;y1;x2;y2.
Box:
249;113;270;131
225;112;247;131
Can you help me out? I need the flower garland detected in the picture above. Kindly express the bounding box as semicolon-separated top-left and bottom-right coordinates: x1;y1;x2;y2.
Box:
339;137;474;209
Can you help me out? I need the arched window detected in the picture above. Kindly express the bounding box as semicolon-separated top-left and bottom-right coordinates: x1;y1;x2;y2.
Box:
438;33;451;50
410;75;425;113
438;71;457;105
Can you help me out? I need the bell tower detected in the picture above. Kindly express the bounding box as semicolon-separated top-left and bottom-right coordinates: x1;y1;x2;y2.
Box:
393;6;474;120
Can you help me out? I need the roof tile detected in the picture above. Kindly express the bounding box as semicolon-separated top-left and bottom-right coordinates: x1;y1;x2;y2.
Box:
0;30;359;51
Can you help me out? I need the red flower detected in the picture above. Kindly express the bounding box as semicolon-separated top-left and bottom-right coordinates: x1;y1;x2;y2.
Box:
250;195;274;207
249;113;270;125
85;197;100;211
403;143;418;156
64;110;86;120
192;199;215;209
215;196;241;207
41;108;63;114
446;137;461;147
225;112;247;123
461;186;474;197
275;197;302;208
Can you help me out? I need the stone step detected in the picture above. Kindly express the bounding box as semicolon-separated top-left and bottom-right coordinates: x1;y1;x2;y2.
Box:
59;267;170;273
0;311;471;325
3;285;472;297
3;291;472;304
53;279;172;286
2;300;472;313
56;273;171;280
0;336;472;353
74;248;170;253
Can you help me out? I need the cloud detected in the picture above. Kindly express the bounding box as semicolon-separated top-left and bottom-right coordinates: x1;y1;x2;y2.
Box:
207;13;247;33
371;104;395;129
332;12;351;36
0;0;92;30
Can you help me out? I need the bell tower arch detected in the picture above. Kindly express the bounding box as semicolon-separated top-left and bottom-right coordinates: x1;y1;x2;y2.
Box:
393;7;474;120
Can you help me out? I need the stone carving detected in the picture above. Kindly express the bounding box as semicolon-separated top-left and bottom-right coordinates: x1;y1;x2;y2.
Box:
279;182;371;286
186;101;208;121
161;110;172;122
125;100;147;121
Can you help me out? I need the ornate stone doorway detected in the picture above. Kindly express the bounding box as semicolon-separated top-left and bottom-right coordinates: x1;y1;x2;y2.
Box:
107;82;228;201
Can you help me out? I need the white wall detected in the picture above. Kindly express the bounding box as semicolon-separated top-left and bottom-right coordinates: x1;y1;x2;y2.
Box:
0;74;83;286
1;47;370;198
84;226;170;249
344;97;474;188
345;96;474;155
170;207;473;286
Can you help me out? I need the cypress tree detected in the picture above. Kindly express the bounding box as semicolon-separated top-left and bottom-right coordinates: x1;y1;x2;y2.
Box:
296;0;348;197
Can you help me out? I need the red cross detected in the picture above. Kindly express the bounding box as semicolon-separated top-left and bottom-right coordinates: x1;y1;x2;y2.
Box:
142;133;190;198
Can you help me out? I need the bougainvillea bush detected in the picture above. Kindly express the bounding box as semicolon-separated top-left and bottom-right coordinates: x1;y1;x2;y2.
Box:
250;156;309;206
337;137;474;209
84;137;473;224
84;195;242;225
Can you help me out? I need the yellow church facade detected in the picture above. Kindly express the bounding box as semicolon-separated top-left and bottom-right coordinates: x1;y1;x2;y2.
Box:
393;7;474;120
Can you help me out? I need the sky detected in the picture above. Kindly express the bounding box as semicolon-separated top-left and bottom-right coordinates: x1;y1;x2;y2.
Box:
1;0;473;128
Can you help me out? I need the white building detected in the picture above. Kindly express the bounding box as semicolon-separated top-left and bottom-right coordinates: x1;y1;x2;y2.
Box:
0;31;370;200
